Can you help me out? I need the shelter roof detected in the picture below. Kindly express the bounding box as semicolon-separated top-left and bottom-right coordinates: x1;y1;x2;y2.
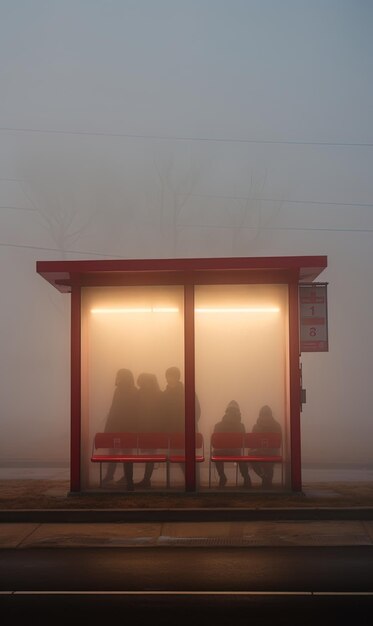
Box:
36;256;327;293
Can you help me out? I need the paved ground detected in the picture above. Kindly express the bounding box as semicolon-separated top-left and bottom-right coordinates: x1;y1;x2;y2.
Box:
0;474;372;546
1;468;373;625
1;466;373;547
1;518;373;548
1;480;373;512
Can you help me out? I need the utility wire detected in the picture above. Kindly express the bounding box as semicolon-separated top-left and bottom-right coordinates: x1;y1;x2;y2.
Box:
0;205;38;211
180;194;373;208
1;179;371;210
2;199;372;210
0;126;372;147
0;241;122;257
178;225;373;233
1;224;373;258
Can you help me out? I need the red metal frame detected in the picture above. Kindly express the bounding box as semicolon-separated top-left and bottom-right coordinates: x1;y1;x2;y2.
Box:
36;256;327;292
70;285;81;492
36;255;327;494
184;283;196;492
288;281;302;491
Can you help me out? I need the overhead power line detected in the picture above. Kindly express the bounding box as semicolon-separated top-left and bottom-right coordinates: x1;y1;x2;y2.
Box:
0;126;372;147
0;205;38;212
179;225;373;233
1;224;373;257
0;241;122;257
181;194;373;208
1;179;371;210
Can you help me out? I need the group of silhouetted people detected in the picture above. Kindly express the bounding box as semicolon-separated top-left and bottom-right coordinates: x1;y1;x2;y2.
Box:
213;400;282;489
102;366;200;491
101;366;281;491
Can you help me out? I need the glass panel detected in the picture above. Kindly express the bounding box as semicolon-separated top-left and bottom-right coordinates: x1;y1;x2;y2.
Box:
195;284;289;492
81;286;184;491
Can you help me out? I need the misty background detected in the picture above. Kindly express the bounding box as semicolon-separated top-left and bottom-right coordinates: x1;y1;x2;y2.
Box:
0;1;372;475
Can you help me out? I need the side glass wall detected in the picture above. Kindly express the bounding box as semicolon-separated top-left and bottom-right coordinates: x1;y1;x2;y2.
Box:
81;286;184;491
195;284;290;491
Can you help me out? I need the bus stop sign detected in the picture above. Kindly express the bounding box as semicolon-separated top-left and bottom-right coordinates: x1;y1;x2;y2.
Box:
299;283;328;352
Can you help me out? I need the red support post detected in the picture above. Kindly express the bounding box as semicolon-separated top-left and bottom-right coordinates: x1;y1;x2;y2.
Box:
288;281;302;492
70;285;81;492
184;284;196;492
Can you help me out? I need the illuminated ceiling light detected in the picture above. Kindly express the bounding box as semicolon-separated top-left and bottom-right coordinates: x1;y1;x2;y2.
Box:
91;307;179;314
91;308;151;314
195;307;280;313
91;306;279;314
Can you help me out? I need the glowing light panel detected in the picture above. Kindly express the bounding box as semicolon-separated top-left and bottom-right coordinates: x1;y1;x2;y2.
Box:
91;306;280;314
195;307;280;313
91;307;179;314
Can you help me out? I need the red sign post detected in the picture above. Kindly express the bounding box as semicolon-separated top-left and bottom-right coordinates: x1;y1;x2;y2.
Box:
299;283;329;352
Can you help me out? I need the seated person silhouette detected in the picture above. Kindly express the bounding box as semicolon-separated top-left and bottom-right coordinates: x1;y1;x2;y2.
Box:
251;404;282;489
213;400;251;488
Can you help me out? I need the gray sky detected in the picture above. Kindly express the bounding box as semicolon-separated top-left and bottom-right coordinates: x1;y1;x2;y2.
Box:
1;0;371;141
0;1;372;470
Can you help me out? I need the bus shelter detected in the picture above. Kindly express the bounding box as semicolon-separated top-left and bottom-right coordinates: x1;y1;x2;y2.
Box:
37;255;327;495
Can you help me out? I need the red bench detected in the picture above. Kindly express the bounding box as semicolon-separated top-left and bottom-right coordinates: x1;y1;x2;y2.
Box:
91;432;169;487
243;431;283;486
208;432;245;487
209;431;283;488
92;431;205;488
167;432;205;487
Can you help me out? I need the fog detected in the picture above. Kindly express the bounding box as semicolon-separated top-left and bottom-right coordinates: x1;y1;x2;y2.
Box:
0;1;372;475
80;284;289;488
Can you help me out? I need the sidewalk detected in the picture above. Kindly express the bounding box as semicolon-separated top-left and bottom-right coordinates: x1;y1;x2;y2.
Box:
1;467;373;547
1;467;373;512
1;518;373;549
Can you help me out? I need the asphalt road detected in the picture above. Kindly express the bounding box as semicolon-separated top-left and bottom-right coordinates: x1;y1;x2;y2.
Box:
1;546;373;592
1;546;373;623
1;593;372;625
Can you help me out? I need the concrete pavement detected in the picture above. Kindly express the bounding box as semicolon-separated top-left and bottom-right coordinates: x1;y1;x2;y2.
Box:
1;518;373;549
1;466;373;549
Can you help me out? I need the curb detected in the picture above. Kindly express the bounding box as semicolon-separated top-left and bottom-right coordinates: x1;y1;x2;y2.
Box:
1;507;373;523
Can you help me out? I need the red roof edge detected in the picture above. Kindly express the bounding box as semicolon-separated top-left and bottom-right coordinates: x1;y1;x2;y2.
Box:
36;255;327;292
